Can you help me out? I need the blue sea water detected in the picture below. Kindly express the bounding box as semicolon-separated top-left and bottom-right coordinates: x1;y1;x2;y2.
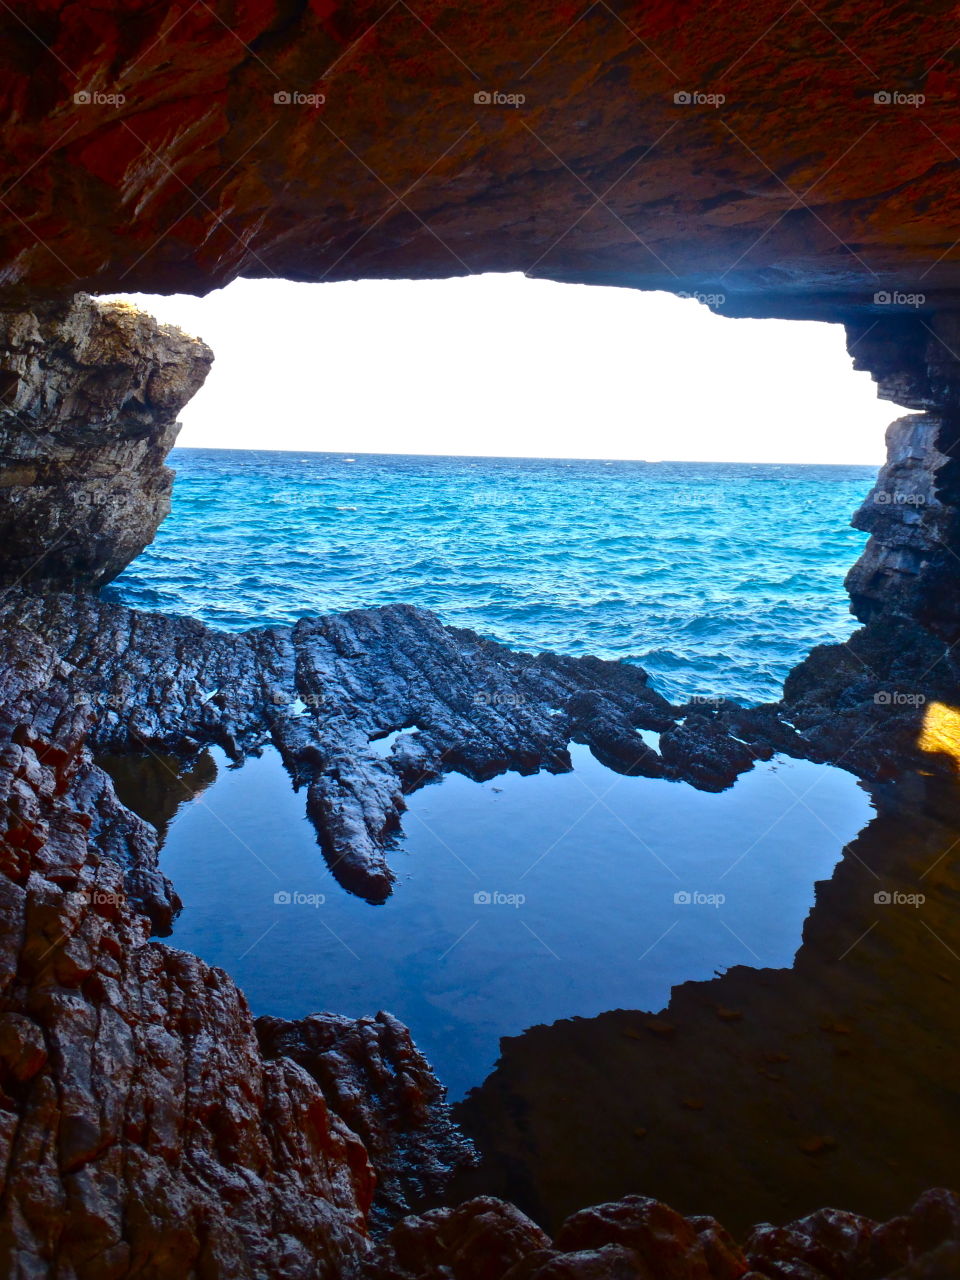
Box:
108;448;880;1098
105;450;878;704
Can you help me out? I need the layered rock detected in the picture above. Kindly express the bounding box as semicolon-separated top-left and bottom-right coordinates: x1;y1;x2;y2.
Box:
5;4;960;1273
844;314;960;638
5;585;960;1276
2;3;960;315
0;294;211;588
0;646;480;1277
0;589;797;904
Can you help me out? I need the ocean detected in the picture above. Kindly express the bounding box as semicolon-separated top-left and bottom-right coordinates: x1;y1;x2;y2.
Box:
102;448;879;1099
106;450;878;704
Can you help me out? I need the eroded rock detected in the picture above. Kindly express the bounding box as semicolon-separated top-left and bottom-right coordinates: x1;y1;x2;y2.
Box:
0;294;212;588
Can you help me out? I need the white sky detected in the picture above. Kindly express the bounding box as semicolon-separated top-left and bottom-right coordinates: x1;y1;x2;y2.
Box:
110;274;894;463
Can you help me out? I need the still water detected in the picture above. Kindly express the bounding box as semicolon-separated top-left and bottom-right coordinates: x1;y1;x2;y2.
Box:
148;742;873;1099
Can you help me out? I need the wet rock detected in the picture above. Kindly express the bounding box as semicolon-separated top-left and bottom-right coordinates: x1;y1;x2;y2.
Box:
0;592;788;903
257;1011;477;1227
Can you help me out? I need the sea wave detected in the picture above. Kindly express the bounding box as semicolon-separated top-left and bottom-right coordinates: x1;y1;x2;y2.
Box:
104;451;877;706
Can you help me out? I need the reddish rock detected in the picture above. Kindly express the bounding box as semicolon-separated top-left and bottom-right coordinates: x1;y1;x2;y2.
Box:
555;1196;725;1279
383;1196;552;1279
0;3;959;314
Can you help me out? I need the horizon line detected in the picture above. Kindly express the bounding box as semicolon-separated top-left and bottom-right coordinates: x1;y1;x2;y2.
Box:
171;444;883;467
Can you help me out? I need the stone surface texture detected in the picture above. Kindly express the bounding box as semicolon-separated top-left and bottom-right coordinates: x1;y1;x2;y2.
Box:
4;3;960;1276
2;2;960;317
0;294;212;588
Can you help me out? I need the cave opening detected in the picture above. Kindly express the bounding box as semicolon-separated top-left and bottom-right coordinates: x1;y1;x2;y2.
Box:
100;272;894;706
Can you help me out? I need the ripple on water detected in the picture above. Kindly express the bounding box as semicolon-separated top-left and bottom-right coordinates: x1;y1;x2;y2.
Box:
104;452;878;705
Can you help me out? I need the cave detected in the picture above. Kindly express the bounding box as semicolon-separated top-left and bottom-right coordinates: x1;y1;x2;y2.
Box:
3;3;960;1278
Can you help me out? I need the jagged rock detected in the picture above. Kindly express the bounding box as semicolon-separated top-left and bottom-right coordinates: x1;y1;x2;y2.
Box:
0;589;796;904
376;1196;554;1279
372;1192;960;1279
843;315;960;640
0;665;489;1278
257;1011;477;1226
0;696;378;1277
0;294;212;588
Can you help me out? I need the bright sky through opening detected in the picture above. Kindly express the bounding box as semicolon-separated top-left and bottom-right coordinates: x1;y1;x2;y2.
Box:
111;273;893;464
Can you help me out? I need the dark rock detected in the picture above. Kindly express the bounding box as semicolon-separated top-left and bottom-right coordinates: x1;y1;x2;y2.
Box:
382;1196;552;1279
257;1011;477;1227
4;6;960;318
556;1196;723;1279
0;591;790;903
0;296;212;588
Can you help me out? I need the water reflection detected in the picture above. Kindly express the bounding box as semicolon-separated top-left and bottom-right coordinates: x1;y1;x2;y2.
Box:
104;743;872;1101
97;749;218;842
453;768;960;1235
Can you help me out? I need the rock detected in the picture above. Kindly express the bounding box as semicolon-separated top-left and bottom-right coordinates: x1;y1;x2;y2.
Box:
381;1196;552;1279
0;717;378;1276
0;591;790;903
257;1011;477;1226
745;1208;876;1277
0;1014;47;1083
0;295;211;588
2;6;960;316
844;316;960;641
555;1196;722;1280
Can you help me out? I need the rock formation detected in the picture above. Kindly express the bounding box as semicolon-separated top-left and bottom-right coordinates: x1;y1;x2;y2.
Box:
0;635;474;1276
2;2;960;318
374;1189;960;1278
0;295;212;588
0;588;777;906
3;2;960;1276
845;314;960;638
5;585;934;912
